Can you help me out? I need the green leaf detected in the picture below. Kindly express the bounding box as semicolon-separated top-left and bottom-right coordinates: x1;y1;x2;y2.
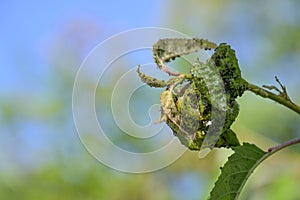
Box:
209;143;266;200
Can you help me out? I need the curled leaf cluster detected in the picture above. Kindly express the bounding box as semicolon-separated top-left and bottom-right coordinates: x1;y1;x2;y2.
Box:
137;39;247;150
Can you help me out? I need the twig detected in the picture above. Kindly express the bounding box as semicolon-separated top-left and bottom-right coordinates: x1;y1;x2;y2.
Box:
262;76;291;100
268;138;300;153
247;82;300;115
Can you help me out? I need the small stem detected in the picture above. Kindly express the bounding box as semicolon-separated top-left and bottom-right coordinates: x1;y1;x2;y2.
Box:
268;138;300;153
247;82;300;115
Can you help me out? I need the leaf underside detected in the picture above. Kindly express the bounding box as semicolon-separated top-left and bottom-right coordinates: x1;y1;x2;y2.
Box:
209;143;266;200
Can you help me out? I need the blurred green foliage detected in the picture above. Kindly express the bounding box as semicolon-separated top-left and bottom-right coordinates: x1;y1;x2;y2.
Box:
1;0;300;199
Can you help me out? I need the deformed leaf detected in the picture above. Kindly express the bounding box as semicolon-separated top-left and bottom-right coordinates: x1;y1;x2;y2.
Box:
209;143;266;200
153;38;217;63
136;65;167;88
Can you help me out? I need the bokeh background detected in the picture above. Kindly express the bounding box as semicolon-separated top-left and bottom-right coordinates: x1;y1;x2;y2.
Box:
1;0;300;199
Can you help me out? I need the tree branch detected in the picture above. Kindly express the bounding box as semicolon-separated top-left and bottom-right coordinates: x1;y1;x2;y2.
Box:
246;82;300;115
268;138;300;153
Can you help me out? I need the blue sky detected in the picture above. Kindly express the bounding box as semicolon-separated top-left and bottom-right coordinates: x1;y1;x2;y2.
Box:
0;0;164;93
0;0;167;175
2;0;299;96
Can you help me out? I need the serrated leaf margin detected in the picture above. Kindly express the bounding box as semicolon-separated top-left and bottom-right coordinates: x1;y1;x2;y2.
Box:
209;143;267;200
